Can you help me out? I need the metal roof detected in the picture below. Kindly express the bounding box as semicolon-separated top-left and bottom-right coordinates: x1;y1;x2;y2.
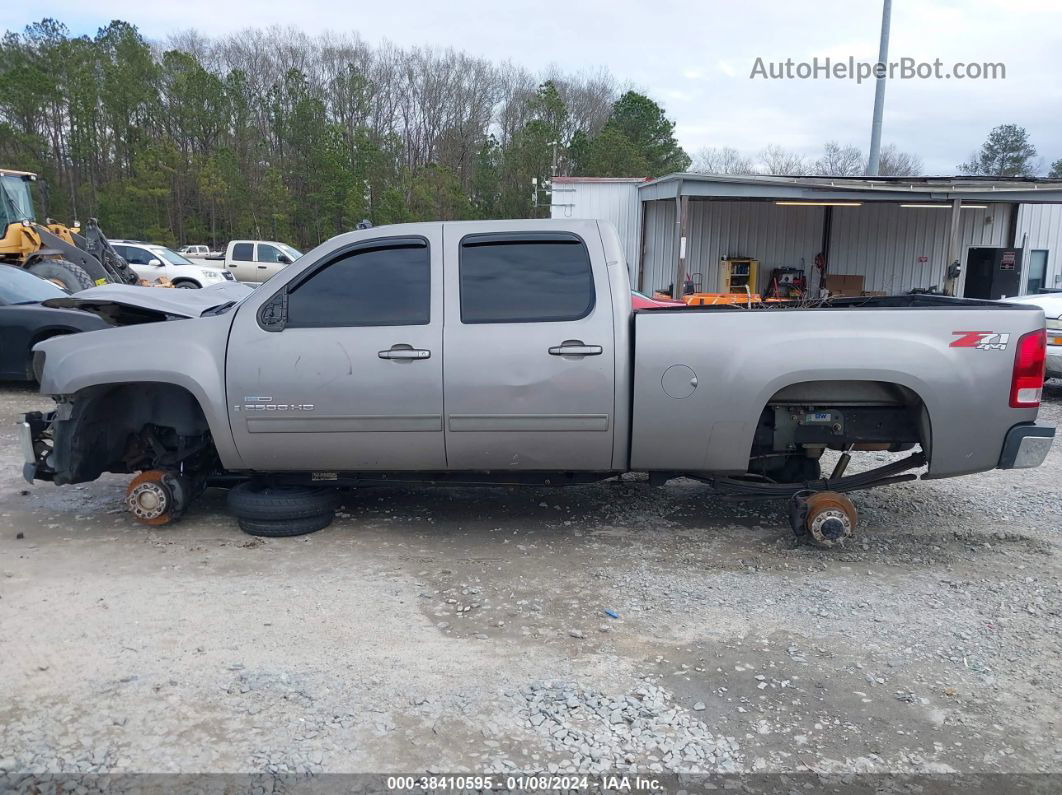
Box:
637;172;1062;204
552;176;649;184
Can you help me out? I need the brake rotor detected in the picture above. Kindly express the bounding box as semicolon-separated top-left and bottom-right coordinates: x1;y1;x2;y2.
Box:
803;491;857;548
126;470;185;526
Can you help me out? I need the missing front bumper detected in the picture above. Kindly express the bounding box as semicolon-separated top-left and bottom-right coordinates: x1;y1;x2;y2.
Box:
19;411;55;483
998;423;1055;469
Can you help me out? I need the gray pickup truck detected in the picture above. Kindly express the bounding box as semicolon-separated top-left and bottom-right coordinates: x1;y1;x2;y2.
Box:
20;219;1054;541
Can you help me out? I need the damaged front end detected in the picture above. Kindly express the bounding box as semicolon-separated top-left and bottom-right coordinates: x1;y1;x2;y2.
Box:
19;408;55;483
20;384;216;486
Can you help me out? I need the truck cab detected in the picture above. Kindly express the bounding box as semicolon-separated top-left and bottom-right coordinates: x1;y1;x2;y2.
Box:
223;240;302;283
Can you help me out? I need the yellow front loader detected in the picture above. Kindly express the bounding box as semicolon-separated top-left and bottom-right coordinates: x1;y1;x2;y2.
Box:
0;168;141;291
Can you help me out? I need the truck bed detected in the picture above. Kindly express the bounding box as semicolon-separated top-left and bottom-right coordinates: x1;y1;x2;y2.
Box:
629;297;1046;477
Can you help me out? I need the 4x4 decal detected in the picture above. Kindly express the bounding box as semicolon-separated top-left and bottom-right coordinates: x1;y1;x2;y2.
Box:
950;331;1011;350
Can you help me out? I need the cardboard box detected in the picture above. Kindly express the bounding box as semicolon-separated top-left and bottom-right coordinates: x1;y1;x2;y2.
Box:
824;274;865;296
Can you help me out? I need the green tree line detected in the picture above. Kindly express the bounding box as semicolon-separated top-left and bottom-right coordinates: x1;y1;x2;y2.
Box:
0;19;689;249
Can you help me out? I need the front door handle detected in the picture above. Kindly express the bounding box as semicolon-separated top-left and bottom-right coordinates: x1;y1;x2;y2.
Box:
379;346;431;360
548;341;603;357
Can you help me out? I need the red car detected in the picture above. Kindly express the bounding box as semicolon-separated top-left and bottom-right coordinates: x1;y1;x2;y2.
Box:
631;290;684;309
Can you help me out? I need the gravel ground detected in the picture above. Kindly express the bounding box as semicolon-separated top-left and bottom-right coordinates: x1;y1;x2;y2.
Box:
0;381;1060;782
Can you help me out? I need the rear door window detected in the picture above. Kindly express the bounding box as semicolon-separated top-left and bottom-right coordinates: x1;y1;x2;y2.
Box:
459;234;594;324
231;243;254;261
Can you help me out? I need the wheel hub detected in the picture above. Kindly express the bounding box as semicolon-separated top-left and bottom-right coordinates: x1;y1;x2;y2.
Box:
809;509;851;542
128;481;169;521
799;491;858;548
124;469;188;526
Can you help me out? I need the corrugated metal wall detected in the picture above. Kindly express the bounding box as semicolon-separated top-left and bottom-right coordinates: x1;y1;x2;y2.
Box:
559;179;1062;297
641;199;674;293
1017;204;1062;291
550;180;643;283
641;200;823;294
643;200;1018;295
830;203;1010;293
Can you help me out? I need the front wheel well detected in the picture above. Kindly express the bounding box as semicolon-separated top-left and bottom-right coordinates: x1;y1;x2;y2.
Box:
50;382;216;485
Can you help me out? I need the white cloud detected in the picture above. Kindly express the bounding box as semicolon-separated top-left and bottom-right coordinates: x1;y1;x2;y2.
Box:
715;60;737;78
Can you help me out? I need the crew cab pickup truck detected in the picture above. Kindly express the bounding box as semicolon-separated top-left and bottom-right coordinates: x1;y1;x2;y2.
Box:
187;239;302;283
20;220;1054;529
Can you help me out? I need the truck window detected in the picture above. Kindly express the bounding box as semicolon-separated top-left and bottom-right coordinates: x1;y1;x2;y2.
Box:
232;243;254;261
459;233;595;323
118;246;152;265
286;240;430;328
258;244;283;263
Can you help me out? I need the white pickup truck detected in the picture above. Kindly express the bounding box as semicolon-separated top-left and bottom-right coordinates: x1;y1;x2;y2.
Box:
187;240;302;283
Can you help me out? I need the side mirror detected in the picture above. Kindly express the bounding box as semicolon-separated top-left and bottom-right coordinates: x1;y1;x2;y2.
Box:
277;254;292;265
148;258;162;266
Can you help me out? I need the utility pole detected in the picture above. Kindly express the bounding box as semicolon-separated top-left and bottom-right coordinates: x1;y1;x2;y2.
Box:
866;0;892;176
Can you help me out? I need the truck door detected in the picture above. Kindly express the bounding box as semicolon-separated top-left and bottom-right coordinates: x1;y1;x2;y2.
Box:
228;242;254;282
442;226;616;471
255;243;288;281
226;229;445;471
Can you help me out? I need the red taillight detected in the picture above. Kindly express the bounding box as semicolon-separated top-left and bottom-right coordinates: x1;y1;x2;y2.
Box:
1010;329;1046;408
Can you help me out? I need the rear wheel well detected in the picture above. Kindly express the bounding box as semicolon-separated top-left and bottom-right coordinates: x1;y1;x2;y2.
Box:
750;379;932;476
50;382;216;485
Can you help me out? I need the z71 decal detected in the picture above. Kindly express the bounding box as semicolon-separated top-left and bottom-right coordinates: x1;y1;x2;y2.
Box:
950;331;1011;350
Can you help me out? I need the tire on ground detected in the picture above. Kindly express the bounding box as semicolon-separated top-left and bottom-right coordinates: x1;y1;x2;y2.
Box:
27;259;96;292
226;481;340;521
172;280;199;289
238;512;334;538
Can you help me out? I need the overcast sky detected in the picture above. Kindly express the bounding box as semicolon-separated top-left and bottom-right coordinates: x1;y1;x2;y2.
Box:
11;0;1061;175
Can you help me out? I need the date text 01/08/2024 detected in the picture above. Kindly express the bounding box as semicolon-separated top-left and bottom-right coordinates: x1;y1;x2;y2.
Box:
385;775;663;791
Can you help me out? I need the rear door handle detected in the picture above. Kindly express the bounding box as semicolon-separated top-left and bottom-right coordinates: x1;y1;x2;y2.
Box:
379;347;431;360
549;341;603;357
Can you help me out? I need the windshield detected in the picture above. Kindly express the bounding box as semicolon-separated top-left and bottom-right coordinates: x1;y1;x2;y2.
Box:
277;243;302;260
0;174;36;226
0;264;69;303
151;247;194;265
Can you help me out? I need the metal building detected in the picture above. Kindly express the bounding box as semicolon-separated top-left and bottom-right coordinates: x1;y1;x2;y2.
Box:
551;173;1062;299
549;177;646;273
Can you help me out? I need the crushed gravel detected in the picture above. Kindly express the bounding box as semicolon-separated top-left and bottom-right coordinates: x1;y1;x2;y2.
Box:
0;381;1059;779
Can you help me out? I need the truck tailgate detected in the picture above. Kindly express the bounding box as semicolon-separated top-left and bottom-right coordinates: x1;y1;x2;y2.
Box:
629;300;1047;477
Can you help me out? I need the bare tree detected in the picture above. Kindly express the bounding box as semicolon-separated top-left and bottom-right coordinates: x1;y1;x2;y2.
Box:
493;61;537;148
814;141;864;176
545;67;619;144
877;144;923;176
758;145;809;176
691;146;755;175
